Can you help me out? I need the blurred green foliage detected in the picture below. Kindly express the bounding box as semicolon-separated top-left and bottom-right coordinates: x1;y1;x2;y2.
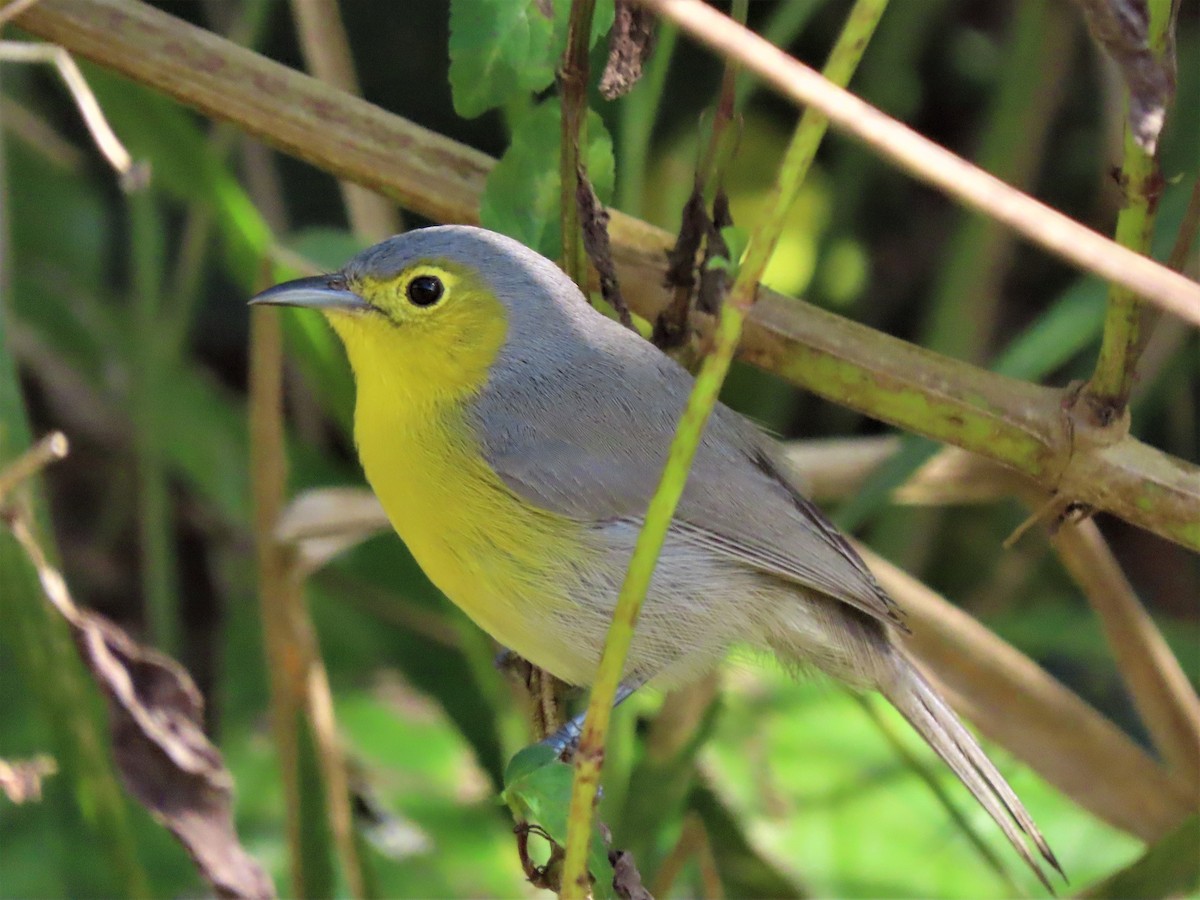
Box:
1;1;1197;898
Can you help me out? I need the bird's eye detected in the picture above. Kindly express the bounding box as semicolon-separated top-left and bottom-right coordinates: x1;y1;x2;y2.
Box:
407;275;444;307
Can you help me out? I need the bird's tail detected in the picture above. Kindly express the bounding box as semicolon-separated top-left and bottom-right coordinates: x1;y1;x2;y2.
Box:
879;652;1063;891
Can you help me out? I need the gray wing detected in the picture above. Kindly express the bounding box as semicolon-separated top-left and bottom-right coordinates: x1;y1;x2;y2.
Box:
470;313;905;630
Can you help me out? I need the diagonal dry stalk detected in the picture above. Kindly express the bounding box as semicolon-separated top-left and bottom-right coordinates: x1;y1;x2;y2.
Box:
1048;518;1200;795
859;546;1194;841
0;38;133;175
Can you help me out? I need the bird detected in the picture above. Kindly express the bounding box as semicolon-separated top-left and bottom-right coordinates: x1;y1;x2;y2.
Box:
251;224;1060;886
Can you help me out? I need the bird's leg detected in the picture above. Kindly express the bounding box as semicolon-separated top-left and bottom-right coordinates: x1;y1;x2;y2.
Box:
495;648;574;738
540;680;643;759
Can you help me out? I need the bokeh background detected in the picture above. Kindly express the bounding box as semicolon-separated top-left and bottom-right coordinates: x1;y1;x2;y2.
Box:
1;1;1197;897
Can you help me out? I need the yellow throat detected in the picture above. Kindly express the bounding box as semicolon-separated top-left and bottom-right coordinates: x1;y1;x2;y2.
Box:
323;274;590;677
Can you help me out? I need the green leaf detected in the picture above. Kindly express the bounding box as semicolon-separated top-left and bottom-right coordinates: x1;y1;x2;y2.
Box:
707;225;752;276
479;98;614;261
502;749;615;898
448;0;559;119
448;0;615;119
504;744;560;786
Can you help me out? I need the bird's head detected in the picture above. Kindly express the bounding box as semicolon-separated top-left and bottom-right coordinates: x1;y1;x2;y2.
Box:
251;226;581;403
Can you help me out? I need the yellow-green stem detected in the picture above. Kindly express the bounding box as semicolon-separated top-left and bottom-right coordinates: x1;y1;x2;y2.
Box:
1086;0;1174;412
559;0;890;893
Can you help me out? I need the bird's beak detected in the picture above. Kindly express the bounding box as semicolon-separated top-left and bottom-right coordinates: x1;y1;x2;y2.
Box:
249;274;370;312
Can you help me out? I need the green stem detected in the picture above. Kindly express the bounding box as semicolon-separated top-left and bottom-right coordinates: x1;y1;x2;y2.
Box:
129;188;181;656
1085;0;1175;413
559;0;597;289
559;1;890;893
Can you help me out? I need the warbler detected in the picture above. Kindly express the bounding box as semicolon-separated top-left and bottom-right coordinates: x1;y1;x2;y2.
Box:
252;225;1059;884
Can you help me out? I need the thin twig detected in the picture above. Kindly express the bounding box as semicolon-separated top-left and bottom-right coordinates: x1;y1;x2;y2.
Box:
648;811;722;898
251;279;365;896
303;643;367;899
0;95;86;169
0;40;134;178
249;301;309;897
0;431;67;502
1165;177;1200;275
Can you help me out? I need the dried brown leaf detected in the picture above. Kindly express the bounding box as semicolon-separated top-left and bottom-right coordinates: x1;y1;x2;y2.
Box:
576;167;632;327
83;615;275;899
611;849;654;900
599;0;657;100
655;186;708;349
1071;0;1177;152
5;511;274;900
275;485;389;575
0;755;57;804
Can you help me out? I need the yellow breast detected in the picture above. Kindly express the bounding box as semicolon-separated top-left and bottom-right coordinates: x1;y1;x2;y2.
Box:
353;378;592;678
325;277;599;682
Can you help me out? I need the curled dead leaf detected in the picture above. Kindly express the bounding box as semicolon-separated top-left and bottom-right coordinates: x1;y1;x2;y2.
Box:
600;0;657;100
577;167;632;327
275;485;389;574
0;755;57;804
4;509;274;900
611;849;654;900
